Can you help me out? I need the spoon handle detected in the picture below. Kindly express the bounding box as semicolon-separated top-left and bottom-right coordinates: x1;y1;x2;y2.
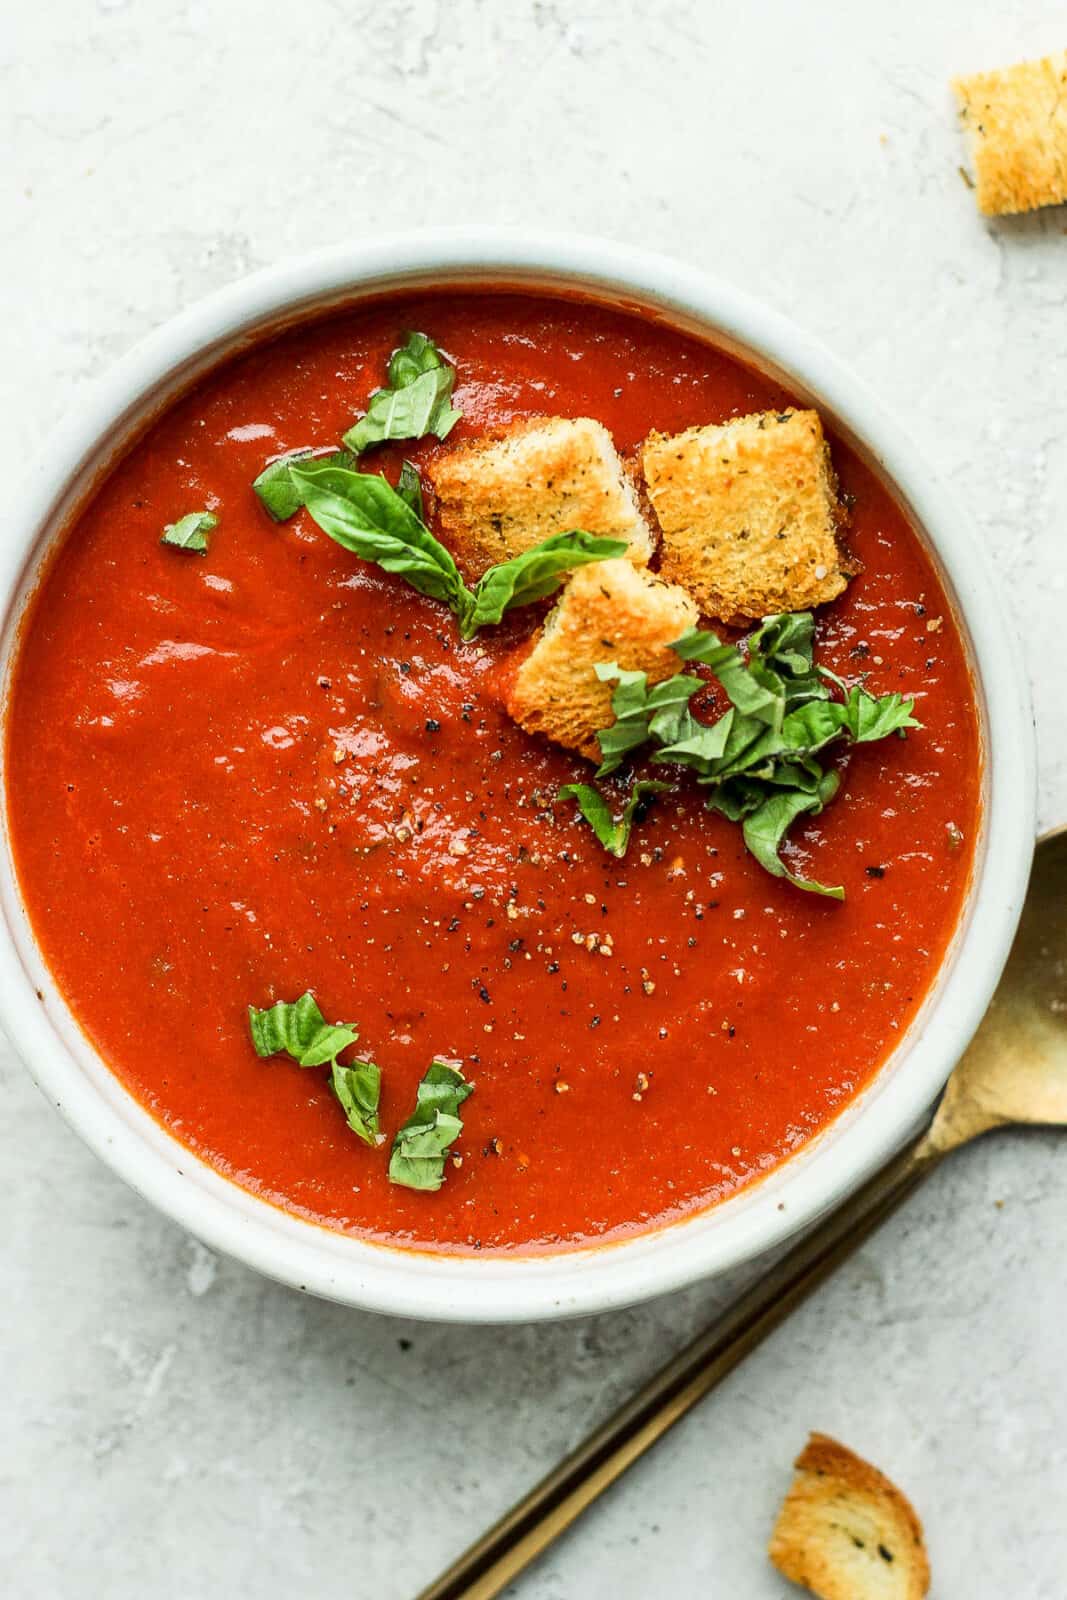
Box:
415;1130;945;1600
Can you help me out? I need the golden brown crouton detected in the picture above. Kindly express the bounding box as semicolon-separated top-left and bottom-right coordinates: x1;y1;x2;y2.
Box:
426;417;654;580
642;409;852;623
506;559;697;759
769;1433;930;1600
954;51;1067;215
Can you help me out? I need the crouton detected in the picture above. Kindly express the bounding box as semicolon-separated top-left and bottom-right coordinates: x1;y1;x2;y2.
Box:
769;1433;930;1600
953;51;1067;215
506;559;697;759
426;417;654;580
642;409;852;622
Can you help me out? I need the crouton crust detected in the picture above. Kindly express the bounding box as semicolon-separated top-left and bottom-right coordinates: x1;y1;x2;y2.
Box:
506;559;697;760
953;51;1067;215
769;1432;930;1600
425;416;654;580
642;409;852;623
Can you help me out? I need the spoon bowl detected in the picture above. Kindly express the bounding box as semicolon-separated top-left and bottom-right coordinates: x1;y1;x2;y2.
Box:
928;824;1067;1151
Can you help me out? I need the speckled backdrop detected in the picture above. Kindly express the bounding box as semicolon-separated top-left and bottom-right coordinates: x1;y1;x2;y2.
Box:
3;2;1066;1596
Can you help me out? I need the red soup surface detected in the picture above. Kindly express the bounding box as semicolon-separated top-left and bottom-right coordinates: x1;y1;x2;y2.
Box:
5;291;981;1254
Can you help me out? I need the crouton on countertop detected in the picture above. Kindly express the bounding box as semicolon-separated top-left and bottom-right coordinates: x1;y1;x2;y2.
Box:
954;51;1067;215
425;416;654;580
506;559;697;760
642;408;853;622
769;1432;930;1600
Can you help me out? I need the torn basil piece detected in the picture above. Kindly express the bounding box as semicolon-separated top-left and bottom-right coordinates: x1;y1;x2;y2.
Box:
330;1059;383;1148
388;1060;473;1191
343;332;461;454
557;778;671;858
161;510;217;553
247;991;381;1146
741;770;844;899
253;448;358;522
396;459;424;519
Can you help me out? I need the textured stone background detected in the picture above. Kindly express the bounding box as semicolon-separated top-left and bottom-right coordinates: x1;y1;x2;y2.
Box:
3;2;1065;1596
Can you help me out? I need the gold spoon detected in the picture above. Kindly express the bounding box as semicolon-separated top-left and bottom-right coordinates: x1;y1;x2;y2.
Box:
416;827;1067;1600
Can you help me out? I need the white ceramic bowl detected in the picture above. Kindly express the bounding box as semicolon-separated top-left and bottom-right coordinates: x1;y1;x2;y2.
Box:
0;230;1036;1323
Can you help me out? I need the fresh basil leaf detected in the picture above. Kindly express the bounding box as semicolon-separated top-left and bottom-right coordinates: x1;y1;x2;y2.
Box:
594;665;705;777
558;778;670;858
388;1060;473;1192
248;991;344;1061
253;448;358;522
741;770;844;899
700;701;849;785
762;755;827;792
290;462;472;611
161;510;217;553
584;610;924;897
248;991;381;1145
747;612;816;678
705;776;768;822
671;627;782;726
343;332;461;454
747;612;830;708
397;459;424;519
331;1059;383;1147
464;532;628;639
778;698;852;754
293;462;624;641
388;330;448;389
653;707;735;769
845;686;921;742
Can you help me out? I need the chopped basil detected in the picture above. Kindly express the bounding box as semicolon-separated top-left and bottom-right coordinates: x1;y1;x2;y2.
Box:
397;459;424;519
557;778;670;857
739;770;844;899
343;332;461;455
566;612;921;896
252;448;358;522
594;665;705;777
388;1060;473;1192
846;686;920;743
290;461;626;638
331;1060;384;1146
247;991;381;1146
161;510;217;553
671;626;781;724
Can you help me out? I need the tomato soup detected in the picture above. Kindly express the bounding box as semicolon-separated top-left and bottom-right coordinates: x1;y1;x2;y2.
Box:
4;292;981;1253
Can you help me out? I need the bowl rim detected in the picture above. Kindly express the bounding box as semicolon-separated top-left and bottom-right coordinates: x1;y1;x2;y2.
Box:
0;228;1036;1322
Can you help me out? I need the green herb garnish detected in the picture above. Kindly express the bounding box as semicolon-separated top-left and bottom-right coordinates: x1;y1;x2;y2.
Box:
289;460;627;639
560;612;920;898
557;779;671;857
388;1060;473;1192
343;332;461;455
161;510;218;553
396;458;424;518
593;667;707;777
252;449;357;522
248;991;381;1146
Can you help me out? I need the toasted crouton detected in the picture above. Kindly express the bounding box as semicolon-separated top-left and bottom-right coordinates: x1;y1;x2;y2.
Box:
769;1433;930;1600
506;559;697;759
425;417;654;579
642;409;852;622
953;51;1067;215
